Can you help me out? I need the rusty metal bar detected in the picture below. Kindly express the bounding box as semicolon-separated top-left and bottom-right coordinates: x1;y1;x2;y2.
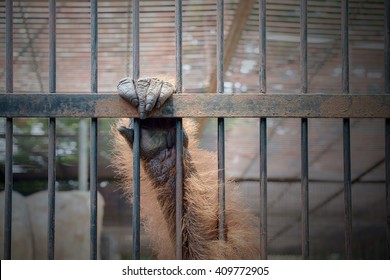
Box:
175;118;184;260
4;0;13;260
5;0;13;94
259;117;267;260
132;0;141;260
259;0;266;94
385;0;390;260
217;0;226;242
175;0;184;260
259;0;267;260
47;0;56;260
90;0;98;261
1;93;389;118
342;0;352;260
270;158;384;245
300;0;309;260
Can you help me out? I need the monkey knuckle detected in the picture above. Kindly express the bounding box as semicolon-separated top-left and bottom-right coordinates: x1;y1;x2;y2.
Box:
162;82;175;94
117;77;130;87
117;79;135;95
136;78;151;95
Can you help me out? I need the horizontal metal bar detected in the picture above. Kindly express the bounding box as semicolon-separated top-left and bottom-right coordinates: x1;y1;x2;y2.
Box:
0;93;389;118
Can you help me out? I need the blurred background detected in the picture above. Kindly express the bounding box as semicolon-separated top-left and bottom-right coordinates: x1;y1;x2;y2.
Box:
0;0;387;259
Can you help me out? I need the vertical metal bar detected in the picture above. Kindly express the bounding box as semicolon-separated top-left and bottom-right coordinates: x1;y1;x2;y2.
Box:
300;0;307;95
47;0;56;260
300;0;309;260
386;120;390;260
132;0;141;260
90;0;98;260
217;0;226;241
341;0;352;259
5;0;13;94
49;0;56;94
259;0;266;94
175;0;182;93
259;0;267;260
4;0;13;260
259;118;267;260
384;0;390;260
175;0;184;260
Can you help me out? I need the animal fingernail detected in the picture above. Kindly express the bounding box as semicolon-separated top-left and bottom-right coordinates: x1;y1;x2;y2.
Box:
131;99;139;106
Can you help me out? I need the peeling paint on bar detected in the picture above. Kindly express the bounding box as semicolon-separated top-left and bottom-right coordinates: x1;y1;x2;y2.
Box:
0;93;389;118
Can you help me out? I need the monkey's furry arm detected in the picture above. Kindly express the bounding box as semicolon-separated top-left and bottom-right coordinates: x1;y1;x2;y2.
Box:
116;77;218;259
113;77;260;260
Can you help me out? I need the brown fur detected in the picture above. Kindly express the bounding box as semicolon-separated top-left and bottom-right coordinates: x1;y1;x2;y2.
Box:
111;118;260;259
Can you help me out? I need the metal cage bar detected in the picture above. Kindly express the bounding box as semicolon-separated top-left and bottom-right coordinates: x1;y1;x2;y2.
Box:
259;0;268;260
47;0;57;260
90;0;98;260
217;0;226;242
132;0;141;260
300;0;309;260
341;0;352;260
385;0;390;260
4;0;13;260
175;0;184;260
1;0;389;262
1;93;389;119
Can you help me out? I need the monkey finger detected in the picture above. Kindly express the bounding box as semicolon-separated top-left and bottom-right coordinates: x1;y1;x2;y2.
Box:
117;125;134;147
155;81;175;108
145;78;164;112
117;78;138;107
136;78;151;119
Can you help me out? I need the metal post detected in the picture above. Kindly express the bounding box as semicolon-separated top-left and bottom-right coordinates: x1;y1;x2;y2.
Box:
132;0;141;260
300;0;309;260
4;0;14;260
217;0;226;242
342;0;352;259
175;0;184;260
259;0;267;260
48;0;56;260
90;0;98;260
384;0;390;260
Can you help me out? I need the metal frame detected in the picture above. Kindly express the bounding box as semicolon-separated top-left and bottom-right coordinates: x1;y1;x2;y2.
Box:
0;93;389;119
2;0;390;260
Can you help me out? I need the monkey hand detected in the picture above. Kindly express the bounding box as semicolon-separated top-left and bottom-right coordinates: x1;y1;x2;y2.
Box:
117;77;175;120
116;77;187;161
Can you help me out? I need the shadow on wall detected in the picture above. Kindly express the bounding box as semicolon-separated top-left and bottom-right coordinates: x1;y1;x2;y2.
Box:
0;190;104;259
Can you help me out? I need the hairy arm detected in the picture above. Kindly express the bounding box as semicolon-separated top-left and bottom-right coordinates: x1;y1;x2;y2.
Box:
116;77;217;259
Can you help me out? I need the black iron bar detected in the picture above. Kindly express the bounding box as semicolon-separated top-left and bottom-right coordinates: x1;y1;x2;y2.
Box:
259;0;267;260
90;0;98;260
259;117;267;260
217;0;226;241
175;0;184;260
300;0;309;260
47;0;56;260
4;0;13;260
269;158;385;245
386;119;390;260
5;0;13;94
132;0;141;260
342;0;352;260
385;0;390;260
